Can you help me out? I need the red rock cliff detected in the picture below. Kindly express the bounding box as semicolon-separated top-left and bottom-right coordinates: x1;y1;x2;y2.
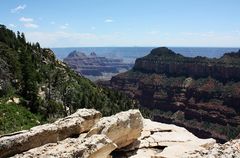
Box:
102;47;240;143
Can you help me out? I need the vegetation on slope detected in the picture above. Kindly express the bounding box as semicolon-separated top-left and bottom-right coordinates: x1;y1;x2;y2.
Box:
0;103;42;135
0;24;136;134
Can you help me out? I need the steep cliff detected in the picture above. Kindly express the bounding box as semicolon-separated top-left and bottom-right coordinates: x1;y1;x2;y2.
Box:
134;47;240;82
102;47;240;142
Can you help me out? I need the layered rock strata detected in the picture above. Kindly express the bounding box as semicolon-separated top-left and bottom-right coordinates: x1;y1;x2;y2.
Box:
63;50;133;81
134;48;240;82
102;47;240;142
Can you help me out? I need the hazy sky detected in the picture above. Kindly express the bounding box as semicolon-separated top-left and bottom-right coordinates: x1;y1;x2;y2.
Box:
1;0;240;47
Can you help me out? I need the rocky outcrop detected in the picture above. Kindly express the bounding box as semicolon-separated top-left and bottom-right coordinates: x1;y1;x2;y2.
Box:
63;50;133;81
102;47;240;142
1;108;240;157
0;109;142;158
188;139;240;158
87;110;143;148
114;119;216;158
0;109;101;158
12;134;117;158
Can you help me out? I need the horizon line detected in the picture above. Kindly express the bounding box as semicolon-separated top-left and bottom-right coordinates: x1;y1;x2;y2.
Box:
50;46;240;49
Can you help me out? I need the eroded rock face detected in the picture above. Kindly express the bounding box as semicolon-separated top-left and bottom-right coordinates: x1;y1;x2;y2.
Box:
87;110;143;148
102;48;240;142
12;134;117;158
0;109;101;158
134;47;240;81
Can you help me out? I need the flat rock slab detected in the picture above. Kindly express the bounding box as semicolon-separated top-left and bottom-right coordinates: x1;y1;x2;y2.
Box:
11;134;117;158
119;119;216;158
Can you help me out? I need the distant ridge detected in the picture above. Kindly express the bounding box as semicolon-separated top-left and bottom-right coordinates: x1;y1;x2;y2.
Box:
67;50;87;58
63;50;133;81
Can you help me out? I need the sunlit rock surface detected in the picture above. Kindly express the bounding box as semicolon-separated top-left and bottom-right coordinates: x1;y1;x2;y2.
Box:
0;108;239;158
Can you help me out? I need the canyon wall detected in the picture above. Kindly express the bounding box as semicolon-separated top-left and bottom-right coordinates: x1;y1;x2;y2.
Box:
102;47;240;142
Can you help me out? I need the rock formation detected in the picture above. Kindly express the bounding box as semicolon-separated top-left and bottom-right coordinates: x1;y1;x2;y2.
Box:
114;119;216;158
63;50;133;81
12;134;117;158
87;110;143;148
134;47;240;82
1;108;238;158
188;139;240;157
0;109;101;158
100;47;240;142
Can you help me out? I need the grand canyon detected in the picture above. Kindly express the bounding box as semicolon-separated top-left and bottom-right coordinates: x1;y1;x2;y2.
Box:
1;0;240;157
100;47;240;143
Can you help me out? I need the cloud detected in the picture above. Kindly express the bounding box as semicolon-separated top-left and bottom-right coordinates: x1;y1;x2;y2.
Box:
23;30;240;48
104;19;114;23
147;31;160;35
169;31;240;47
9;24;17;28
60;26;67;29
50;21;56;25
60;23;69;29
25;31;99;47
11;4;26;13
19;17;34;22
180;31;215;37
24;31;139;47
18;17;38;28
24;23;39;28
235;30;240;35
91;26;96;30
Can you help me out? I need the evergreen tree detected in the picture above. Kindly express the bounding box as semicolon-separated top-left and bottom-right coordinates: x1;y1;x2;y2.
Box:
20;46;39;112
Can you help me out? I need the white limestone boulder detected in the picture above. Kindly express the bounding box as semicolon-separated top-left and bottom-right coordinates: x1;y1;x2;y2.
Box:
12;134;117;158
87;109;143;148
